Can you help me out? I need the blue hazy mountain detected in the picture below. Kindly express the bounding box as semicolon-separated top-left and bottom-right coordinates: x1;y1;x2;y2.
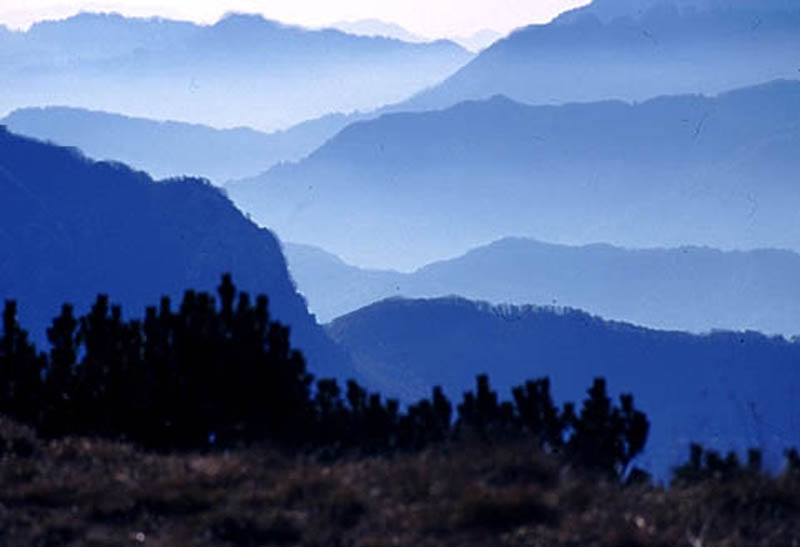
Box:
327;296;800;477
284;239;800;336
0;126;353;380
0;12;472;130
284;243;407;323
330;19;427;43
450;29;504;52
403;0;800;111
330;20;503;52
2;106;345;183
229;80;800;270
19;11;198;60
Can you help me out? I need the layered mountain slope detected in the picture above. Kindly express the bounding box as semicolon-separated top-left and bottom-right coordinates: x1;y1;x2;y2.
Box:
405;0;800;111
2;107;341;182
329;19;427;43
230;80;800;270
285;239;800;336
0;12;472;130
328;296;800;476
0;127;352;379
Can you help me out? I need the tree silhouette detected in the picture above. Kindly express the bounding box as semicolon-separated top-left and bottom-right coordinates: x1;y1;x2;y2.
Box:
512;378;564;451
0;277;656;481
564;378;649;478
0;301;45;426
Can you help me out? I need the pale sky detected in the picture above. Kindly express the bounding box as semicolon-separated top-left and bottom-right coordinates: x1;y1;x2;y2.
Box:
0;0;590;38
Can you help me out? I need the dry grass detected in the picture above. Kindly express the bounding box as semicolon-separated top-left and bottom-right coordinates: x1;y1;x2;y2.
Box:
1;417;799;546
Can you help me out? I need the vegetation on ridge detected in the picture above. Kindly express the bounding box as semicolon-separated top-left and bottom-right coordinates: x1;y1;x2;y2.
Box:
1;275;649;480
2;277;799;546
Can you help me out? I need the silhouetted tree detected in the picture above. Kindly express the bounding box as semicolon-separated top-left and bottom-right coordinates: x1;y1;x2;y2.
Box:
672;444;768;485
0;278;651;476
0;301;45;425
512;378;564;451
457;375;514;439
564;378;649;479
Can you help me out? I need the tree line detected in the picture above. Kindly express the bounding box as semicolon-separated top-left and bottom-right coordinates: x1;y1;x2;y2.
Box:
35;274;800;487
0;275;650;479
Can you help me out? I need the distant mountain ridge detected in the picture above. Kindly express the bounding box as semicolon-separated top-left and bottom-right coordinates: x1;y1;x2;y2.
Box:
327;20;502;52
329;19;427;43
328;296;800;477
284;238;800;336
229;80;800;270
0;12;472;130
0;127;353;380
558;0;800;23
403;0;800;111
2;107;341;183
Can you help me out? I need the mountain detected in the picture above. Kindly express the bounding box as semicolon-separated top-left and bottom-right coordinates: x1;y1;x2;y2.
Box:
284;243;407;323
450;29;503;52
284;239;800;336
0;12;473;131
562;0;800;24
328;21;503;52
19;11;198;61
329;19;427;43
403;0;800;111
228;80;800;270
2;106;347;183
327;296;800;476
0;126;353;380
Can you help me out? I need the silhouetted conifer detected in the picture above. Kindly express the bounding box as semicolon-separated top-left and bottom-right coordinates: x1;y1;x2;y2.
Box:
0;301;45;425
512;378;564;450
671;444;773;484
564;378;649;479
0;278;654;478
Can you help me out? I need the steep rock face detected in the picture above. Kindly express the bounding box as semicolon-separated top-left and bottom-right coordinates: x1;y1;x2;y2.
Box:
403;0;800;111
328;296;800;477
0;127;352;380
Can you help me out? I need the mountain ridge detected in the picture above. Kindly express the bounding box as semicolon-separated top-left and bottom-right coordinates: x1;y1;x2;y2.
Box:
1;106;344;182
284;238;800;336
0;11;472;131
0;126;354;381
327;294;800;477
401;0;800;112
230;79;800;270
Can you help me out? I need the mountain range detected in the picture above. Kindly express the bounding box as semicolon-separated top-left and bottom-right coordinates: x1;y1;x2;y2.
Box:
1;107;342;183
0;127;353;380
229;79;800;270
328;296;800;477
404;0;800;111
329;20;503;52
0;12;472;130
329;19;428;44
284;239;800;336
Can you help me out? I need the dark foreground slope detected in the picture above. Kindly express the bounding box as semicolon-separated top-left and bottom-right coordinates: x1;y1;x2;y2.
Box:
231;80;800;269
285;239;800;336
0;127;351;379
2;417;799;547
328;297;800;476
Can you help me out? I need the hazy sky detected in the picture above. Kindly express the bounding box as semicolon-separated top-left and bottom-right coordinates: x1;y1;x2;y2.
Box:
0;0;590;38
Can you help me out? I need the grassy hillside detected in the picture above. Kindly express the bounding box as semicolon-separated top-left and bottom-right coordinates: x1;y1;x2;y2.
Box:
1;416;798;547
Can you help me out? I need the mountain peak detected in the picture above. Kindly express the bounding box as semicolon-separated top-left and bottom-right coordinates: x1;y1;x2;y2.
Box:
555;0;800;24
212;12;296;32
330;19;426;43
